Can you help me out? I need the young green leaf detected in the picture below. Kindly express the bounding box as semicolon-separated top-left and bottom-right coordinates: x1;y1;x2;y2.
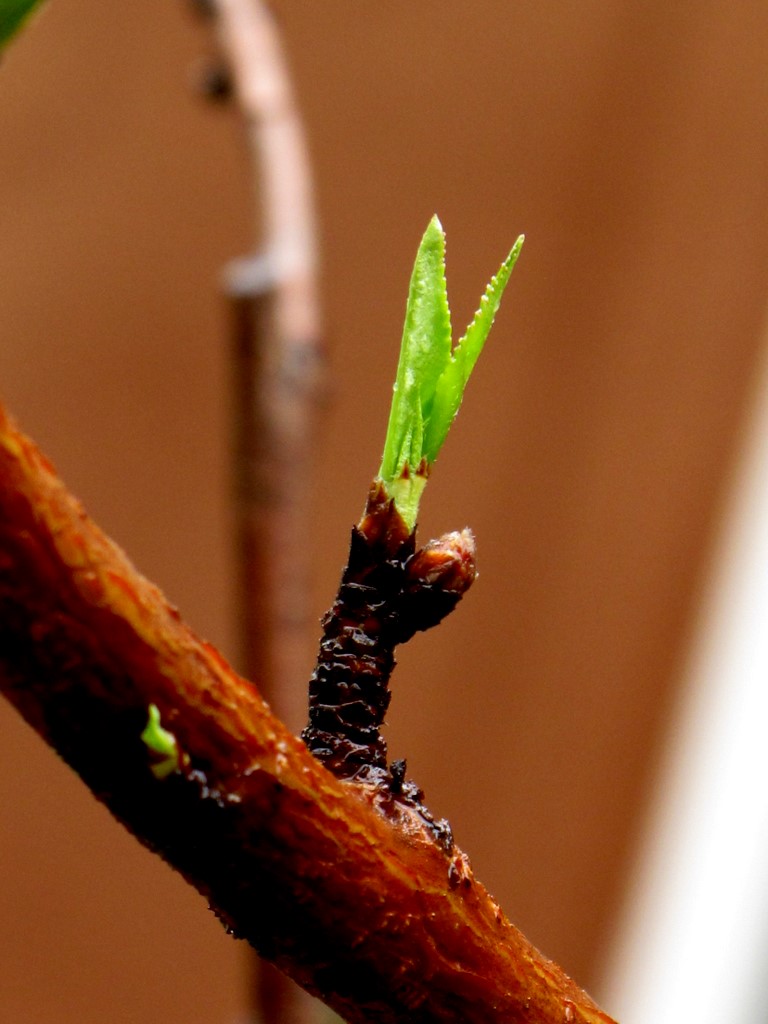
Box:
140;704;181;780
377;217;523;530
423;235;524;463
0;0;47;52
379;215;452;485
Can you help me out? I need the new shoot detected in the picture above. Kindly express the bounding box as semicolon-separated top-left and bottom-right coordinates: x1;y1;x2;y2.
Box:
141;704;182;780
377;215;523;530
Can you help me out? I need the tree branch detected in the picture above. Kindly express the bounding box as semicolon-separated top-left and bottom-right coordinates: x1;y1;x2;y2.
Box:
0;404;616;1024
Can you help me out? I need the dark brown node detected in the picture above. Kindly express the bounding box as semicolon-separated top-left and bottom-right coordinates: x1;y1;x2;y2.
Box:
301;481;477;853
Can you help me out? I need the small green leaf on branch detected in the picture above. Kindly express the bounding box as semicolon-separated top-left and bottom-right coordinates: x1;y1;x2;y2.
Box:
140;704;182;780
377;216;523;530
0;0;47;52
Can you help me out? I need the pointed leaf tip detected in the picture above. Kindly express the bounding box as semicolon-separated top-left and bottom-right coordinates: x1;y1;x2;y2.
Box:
421;234;523;462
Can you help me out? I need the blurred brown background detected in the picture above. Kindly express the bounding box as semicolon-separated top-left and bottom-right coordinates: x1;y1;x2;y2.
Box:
2;2;768;1021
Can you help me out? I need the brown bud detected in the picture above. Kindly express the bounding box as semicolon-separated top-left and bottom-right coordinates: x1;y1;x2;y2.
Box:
356;480;412;553
405;528;477;595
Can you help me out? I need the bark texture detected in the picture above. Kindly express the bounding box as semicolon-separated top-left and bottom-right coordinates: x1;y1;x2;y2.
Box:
303;481;475;785
0;405;616;1024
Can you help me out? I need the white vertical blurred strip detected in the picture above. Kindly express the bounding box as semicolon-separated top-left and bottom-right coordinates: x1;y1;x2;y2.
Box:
601;327;768;1023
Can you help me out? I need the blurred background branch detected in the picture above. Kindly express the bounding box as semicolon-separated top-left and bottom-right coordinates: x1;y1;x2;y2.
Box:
197;0;324;1019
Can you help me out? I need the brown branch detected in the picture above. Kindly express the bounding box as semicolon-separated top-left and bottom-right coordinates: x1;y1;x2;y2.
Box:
0;405;617;1024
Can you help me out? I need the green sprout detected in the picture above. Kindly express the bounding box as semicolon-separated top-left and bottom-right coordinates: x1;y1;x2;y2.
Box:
140;704;181;780
378;216;523;530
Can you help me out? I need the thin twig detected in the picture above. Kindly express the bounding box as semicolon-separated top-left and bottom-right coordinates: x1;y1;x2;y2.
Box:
211;0;323;739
